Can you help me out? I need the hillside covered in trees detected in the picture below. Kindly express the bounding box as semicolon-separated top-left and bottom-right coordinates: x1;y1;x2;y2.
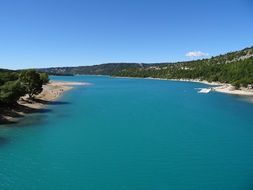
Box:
39;63;147;76
39;46;253;88
116;47;253;88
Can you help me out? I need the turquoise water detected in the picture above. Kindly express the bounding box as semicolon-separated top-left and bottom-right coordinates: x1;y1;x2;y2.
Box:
1;76;253;190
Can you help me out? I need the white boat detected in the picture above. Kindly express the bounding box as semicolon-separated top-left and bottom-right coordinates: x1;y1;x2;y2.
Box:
198;88;212;93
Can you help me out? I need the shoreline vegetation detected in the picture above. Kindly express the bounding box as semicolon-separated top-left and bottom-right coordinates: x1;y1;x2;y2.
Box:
0;80;88;125
0;70;88;125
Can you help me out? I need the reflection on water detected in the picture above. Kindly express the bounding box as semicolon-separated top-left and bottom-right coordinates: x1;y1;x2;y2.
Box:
0;100;71;128
241;96;253;104
13;114;47;128
33;98;70;105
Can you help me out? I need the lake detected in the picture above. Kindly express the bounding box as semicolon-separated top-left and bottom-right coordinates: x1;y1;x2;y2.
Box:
1;75;253;190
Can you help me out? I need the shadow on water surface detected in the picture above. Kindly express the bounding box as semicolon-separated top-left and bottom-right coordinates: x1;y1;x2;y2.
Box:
1;113;50;128
16;115;48;127
1;103;51;115
0;103;51;126
0;136;9;147
0;115;17;125
33;98;70;105
0;98;70;126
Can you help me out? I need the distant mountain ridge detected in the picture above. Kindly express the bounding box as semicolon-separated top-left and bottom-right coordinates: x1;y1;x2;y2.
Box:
38;63;148;76
39;46;253;74
39;46;253;87
0;69;12;72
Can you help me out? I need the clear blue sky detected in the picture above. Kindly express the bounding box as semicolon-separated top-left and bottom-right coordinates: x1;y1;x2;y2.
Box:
0;0;252;69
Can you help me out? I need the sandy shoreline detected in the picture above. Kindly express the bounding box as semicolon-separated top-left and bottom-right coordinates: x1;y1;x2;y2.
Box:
167;78;253;96
0;81;88;125
169;79;253;96
114;76;253;96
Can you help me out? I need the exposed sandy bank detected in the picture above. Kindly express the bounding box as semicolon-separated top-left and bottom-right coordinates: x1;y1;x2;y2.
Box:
213;84;253;96
115;76;253;96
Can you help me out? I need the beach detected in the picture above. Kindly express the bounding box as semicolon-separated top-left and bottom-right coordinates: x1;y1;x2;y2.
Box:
115;76;253;96
170;79;253;96
213;84;253;96
0;81;88;124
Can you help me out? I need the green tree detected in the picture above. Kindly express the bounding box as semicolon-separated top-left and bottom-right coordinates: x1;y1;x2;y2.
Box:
40;72;49;85
0;81;26;105
19;70;43;99
0;72;19;86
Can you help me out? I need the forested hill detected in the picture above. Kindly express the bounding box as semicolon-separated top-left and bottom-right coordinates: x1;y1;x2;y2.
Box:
40;46;253;87
115;46;253;88
0;69;12;73
39;63;148;76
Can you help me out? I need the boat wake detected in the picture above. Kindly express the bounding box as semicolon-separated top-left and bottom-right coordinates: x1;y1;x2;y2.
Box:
197;88;212;94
